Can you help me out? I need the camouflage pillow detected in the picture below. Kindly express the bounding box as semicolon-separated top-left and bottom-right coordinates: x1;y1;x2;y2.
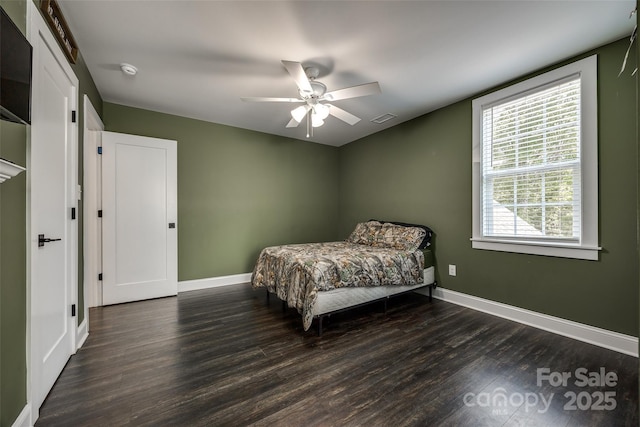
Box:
377;222;426;251
347;221;382;246
348;221;425;251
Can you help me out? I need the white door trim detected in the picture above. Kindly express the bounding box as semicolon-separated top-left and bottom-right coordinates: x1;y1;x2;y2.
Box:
83;95;104;310
26;2;79;424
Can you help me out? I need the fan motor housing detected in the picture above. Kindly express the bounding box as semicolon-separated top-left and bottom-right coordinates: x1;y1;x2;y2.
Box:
303;81;326;98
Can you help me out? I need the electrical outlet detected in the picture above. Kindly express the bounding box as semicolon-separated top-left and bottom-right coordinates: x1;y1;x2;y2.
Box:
448;264;457;276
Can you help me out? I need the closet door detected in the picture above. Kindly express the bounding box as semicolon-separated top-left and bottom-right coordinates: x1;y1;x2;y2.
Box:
101;131;177;305
29;5;78;414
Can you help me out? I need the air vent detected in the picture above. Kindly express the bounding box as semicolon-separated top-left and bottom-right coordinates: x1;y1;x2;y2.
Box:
371;113;397;124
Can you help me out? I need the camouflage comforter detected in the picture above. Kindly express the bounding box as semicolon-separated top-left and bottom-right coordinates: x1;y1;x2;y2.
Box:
251;241;425;330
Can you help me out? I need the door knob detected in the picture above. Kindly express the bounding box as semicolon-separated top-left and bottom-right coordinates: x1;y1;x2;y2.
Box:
38;234;62;247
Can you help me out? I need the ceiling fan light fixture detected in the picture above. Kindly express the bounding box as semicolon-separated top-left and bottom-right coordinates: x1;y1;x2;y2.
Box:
245;60;381;137
291;105;309;122
313;103;330;120
311;115;324;127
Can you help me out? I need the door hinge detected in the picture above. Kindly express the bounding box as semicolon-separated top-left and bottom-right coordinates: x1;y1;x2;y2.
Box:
71;110;77;123
98;210;102;218
97;146;102;155
71;304;76;317
71;207;76;220
98;273;103;281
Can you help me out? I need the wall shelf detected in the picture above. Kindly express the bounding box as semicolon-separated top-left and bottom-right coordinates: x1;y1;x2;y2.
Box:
0;158;26;183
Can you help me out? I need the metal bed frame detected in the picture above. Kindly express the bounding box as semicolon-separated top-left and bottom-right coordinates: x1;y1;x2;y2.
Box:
266;281;437;336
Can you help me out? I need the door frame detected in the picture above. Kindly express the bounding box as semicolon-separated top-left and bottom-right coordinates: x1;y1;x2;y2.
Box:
83;95;104;310
26;1;79;423
84;131;178;307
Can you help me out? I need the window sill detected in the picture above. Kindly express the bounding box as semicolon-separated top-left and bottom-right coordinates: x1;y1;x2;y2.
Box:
471;238;601;261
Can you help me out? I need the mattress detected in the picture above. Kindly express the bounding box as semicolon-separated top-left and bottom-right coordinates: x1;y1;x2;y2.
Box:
311;266;435;316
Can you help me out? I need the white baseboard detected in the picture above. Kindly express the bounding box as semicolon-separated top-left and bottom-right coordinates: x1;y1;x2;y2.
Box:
76;318;89;351
420;287;638;357
11;403;31;427
178;273;252;293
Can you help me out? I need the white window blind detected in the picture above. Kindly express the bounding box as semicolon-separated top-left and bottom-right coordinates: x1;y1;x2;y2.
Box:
481;77;581;241
471;55;599;260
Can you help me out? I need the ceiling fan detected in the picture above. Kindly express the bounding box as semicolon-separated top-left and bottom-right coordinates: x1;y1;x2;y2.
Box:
241;60;381;137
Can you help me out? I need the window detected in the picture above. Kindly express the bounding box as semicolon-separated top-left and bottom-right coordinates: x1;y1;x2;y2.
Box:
472;55;599;260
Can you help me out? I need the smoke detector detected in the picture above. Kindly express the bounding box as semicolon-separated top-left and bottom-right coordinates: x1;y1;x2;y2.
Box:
120;63;138;76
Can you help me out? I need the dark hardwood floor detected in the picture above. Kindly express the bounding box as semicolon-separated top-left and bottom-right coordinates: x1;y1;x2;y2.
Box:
36;284;638;426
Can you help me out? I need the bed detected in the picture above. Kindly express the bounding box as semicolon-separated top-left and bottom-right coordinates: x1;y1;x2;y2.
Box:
251;220;436;335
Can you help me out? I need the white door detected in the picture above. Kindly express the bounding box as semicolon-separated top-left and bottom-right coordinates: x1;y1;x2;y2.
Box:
101;132;177;305
29;6;78;414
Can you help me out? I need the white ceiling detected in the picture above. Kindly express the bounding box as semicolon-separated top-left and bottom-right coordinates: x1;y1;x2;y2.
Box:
57;1;635;147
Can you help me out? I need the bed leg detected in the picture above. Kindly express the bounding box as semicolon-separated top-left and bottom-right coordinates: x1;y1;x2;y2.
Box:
266;289;270;304
383;298;388;313
318;314;331;338
429;284;433;302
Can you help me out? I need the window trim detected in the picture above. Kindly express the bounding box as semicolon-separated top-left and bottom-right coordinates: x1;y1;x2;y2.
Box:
471;55;600;261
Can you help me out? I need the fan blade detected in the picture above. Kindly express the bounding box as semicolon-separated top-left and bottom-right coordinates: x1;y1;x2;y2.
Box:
241;97;304;103
286;118;301;128
323;82;381;101
282;60;313;94
327;104;361;125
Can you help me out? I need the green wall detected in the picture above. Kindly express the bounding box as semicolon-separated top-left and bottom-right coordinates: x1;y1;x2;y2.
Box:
103;104;340;280
1;3;28;426
0;122;28;427
339;39;638;336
